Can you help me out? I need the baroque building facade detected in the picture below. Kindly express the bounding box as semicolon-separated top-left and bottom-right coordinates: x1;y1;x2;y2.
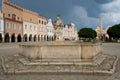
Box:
53;15;78;41
63;23;78;40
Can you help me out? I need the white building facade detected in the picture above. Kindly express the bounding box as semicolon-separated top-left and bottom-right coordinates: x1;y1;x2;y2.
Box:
0;11;4;42
46;19;54;41
62;23;78;40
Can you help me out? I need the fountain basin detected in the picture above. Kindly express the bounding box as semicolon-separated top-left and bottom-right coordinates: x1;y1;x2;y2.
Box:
19;42;102;62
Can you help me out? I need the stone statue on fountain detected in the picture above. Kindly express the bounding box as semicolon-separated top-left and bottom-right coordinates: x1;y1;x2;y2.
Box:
55;14;64;41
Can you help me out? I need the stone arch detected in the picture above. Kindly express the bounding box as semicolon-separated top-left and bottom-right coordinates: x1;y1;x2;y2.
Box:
34;35;37;42
0;34;2;43
47;35;49;41
11;33;16;42
23;34;27;42
4;33;10;42
52;36;54;41
29;34;32;41
44;35;47;41
17;34;22;42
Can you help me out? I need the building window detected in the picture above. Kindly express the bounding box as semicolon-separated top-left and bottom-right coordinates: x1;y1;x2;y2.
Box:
25;25;27;30
30;25;32;30
12;14;16;20
18;25;21;30
39;20;41;24
30;19;32;21
8;14;10;17
17;17;20;20
13;24;16;29
6;22;10;28
42;21;44;24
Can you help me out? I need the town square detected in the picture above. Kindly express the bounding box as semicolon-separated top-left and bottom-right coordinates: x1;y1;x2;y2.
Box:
0;0;120;80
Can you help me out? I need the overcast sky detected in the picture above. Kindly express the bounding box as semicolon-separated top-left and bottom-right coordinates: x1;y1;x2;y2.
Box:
0;0;120;30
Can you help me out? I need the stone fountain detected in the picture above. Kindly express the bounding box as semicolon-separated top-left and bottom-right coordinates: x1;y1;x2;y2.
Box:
1;41;118;74
19;41;103;65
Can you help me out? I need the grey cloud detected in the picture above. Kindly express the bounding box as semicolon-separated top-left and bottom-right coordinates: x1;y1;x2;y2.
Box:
94;0;114;4
68;6;99;30
100;0;120;27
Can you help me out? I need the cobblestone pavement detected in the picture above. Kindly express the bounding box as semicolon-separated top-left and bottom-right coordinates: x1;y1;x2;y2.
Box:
1;54;117;75
0;43;119;80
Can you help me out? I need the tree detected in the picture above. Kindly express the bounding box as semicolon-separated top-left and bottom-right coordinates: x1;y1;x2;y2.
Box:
78;28;97;39
107;24;120;39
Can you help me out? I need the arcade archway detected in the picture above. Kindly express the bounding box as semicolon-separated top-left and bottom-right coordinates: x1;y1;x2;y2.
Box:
23;34;27;42
11;33;16;42
34;35;37;42
29;34;32;41
17;34;22;42
5;33;10;42
0;34;2;43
